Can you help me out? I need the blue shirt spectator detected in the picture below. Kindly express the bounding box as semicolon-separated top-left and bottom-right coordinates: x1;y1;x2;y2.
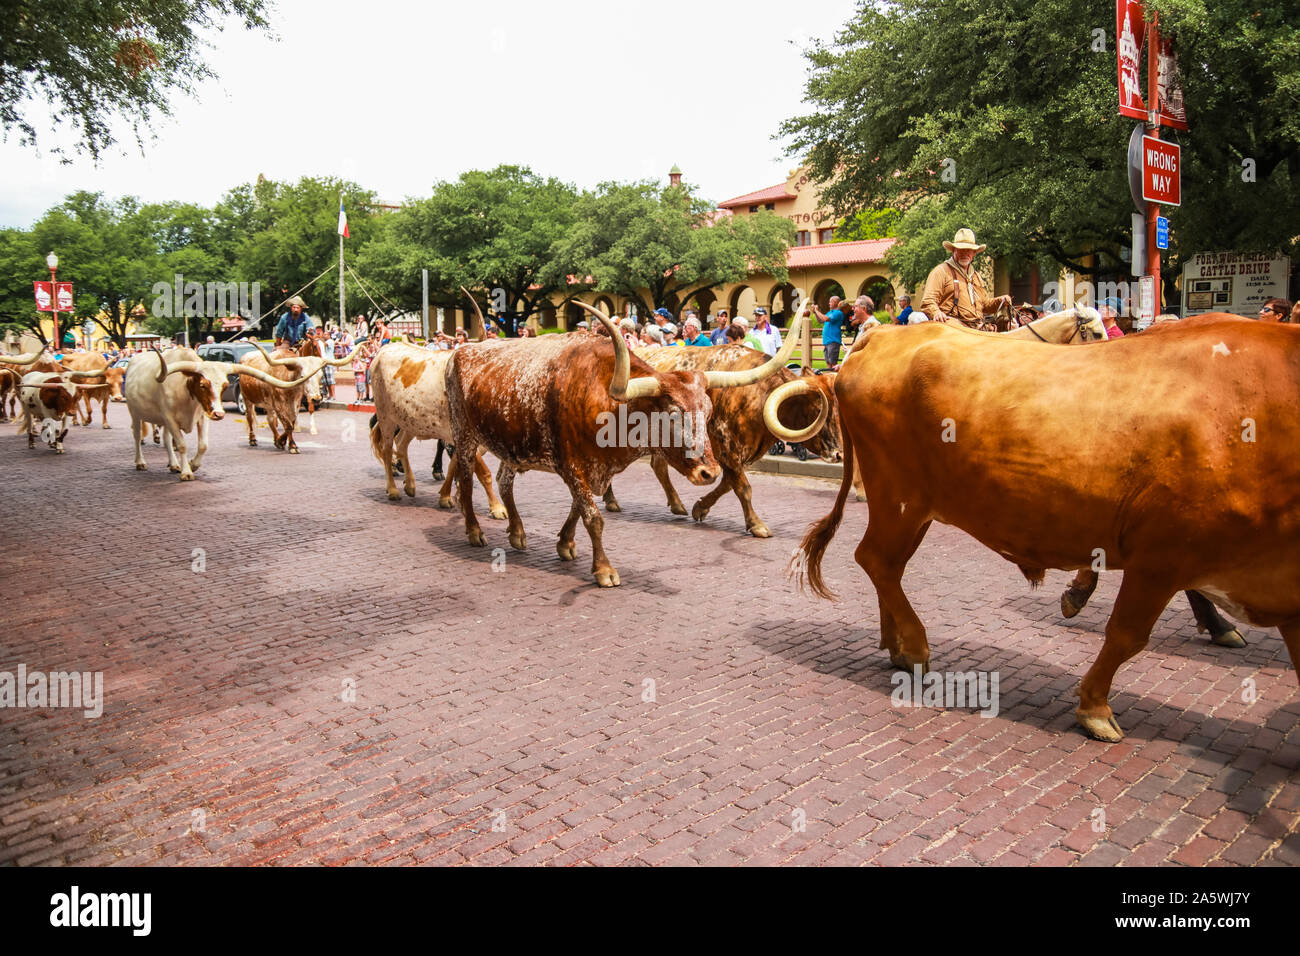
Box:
897;296;914;325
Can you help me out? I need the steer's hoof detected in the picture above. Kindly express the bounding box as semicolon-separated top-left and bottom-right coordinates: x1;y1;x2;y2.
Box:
438;496;454;510
604;499;622;513
748;522;771;538
557;541;577;561
404;483;416;499
669;502;687;516
691;502;710;522
489;504;508;521
188;461;200;473
248;439;258;447
594;568;621;588
102;424;112;430
1211;628;1247;649
387;488;401;501
1060;590;1086;619
179;472;195;482
509;530;528;551
889;650;928;672
854;492;867;503
168;465;181;473
288;446;300;455
135;463;147;471
1077;710;1125;743
466;528;486;547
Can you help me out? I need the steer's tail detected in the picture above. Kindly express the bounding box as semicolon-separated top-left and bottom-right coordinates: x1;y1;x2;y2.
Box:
368;413;385;464
790;420;855;601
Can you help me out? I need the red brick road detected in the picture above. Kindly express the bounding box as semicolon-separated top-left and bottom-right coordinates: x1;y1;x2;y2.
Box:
1;403;1296;865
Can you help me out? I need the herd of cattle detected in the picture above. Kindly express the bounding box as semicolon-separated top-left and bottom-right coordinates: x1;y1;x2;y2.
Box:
2;302;1296;743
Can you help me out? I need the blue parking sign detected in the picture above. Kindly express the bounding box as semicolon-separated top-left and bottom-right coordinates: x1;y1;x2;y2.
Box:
1155;217;1169;250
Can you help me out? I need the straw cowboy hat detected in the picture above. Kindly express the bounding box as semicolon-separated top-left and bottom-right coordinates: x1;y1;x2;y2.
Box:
285;295;308;309
943;228;987;254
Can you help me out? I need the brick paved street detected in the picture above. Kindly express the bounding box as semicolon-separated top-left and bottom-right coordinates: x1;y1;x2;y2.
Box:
1;402;1297;866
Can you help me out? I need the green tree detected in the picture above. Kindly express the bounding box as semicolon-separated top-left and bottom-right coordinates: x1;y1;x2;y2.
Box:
235;176;377;331
546;179;795;319
1;0;272;160
780;0;1300;292
358;165;578;329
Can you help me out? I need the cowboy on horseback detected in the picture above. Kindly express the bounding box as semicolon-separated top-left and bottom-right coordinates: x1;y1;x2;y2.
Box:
918;229;1012;329
274;295;315;347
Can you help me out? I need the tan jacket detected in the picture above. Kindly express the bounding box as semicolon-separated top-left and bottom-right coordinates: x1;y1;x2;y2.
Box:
920;258;1000;328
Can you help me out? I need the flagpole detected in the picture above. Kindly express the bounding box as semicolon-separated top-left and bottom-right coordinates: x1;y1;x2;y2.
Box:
339;194;346;332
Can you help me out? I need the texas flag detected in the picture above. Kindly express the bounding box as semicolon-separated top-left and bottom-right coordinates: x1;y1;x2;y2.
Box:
337;199;350;238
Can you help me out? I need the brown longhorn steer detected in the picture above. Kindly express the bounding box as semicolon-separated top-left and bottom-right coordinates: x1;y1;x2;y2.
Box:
238;341;354;453
58;352;125;428
445;302;798;587
603;323;839;537
795;316;1300;742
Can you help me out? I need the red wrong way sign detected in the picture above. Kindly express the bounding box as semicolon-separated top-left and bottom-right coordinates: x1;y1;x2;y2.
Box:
1142;135;1181;206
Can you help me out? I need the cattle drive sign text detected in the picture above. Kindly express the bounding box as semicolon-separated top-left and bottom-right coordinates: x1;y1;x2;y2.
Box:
1181;252;1291;317
1141;136;1181;206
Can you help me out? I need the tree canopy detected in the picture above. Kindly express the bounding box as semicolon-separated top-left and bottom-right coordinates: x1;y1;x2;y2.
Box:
1;0;272;160
545;179;795;320
780;0;1300;290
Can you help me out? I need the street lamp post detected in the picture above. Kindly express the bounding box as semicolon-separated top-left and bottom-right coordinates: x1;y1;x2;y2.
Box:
46;252;60;353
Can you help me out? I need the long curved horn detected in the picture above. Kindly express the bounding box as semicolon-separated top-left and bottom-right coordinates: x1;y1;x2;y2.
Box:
229;362;321;389
249;339;302;368
153;345;168;382
704;294;810;389
572;301;661;401
322;346;361;367
763;379;828;443
0;349;47;367
460;286;486;331
63;368;108;379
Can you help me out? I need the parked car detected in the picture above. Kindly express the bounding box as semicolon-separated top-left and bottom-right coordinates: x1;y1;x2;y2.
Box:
195;341;274;414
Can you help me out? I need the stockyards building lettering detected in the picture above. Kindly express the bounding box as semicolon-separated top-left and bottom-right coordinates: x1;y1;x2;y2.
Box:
1181;251;1292;317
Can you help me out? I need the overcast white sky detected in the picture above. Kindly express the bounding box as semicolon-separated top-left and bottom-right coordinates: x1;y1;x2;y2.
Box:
0;0;861;228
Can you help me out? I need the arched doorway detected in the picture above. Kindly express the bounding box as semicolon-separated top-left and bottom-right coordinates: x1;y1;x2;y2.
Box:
684;289;716;319
565;301;586;330
768;283;798;327
729;286;756;317
860;276;894;311
812;279;846;312
593;295;616;317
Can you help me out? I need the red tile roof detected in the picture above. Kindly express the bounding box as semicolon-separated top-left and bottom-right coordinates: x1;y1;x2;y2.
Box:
718;182;792;208
786;238;897;269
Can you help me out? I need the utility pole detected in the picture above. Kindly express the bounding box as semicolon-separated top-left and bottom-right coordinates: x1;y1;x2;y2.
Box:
422;269;429;340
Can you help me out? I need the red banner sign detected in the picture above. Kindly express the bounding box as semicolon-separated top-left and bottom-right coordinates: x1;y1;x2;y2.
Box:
1142;136;1181;206
1116;0;1147;121
34;281;73;311
1156;35;1189;130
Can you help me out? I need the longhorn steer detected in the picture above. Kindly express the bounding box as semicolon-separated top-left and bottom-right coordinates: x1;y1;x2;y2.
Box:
237;342;354;454
795;316;1300;742
368;341;507;517
17;371;105;452
445;303;797;586
58;352;125;428
126;346;317;480
603;303;834;537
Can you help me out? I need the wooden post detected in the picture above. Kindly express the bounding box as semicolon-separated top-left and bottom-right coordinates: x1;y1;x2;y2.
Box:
801;302;813;372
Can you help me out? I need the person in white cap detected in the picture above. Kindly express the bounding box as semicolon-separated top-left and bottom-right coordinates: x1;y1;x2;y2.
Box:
919;228;1011;328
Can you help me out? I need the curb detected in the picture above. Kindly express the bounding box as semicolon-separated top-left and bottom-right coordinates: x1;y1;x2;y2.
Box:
750;454;842;479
